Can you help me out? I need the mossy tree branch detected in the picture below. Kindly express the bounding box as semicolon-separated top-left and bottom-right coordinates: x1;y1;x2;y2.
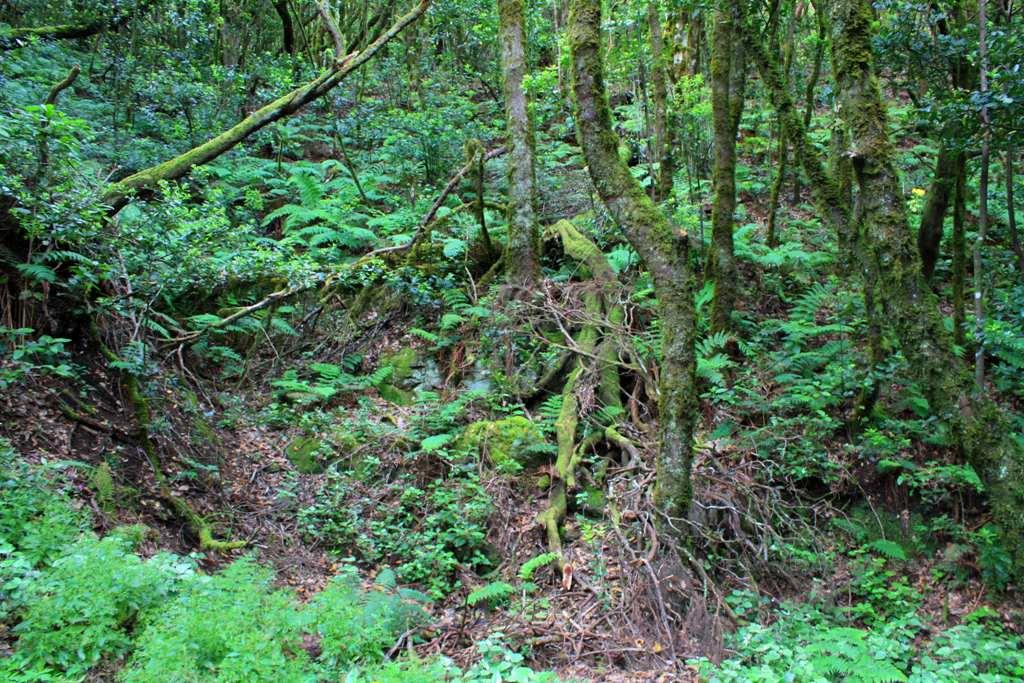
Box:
101;0;430;212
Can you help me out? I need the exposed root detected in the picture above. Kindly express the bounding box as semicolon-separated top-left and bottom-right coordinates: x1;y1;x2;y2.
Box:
95;326;245;552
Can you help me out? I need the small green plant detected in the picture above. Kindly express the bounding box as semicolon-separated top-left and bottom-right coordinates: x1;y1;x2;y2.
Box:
518;552;559;581
467;581;515;608
310;565;430;674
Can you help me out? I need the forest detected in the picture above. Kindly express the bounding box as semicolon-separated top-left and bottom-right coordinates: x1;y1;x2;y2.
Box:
0;0;1022;680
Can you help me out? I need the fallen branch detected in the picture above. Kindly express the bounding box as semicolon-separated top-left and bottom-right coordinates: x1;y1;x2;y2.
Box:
102;0;431;211
367;145;507;258
169;285;307;343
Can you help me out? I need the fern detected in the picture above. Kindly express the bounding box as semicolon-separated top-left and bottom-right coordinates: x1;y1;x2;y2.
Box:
16;263;57;283
866;539;908;561
466;581;514;607
518;553;559;581
697;330;736;387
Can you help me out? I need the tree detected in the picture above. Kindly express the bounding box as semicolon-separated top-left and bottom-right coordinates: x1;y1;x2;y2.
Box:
497;0;542;289
272;0;296;55
568;0;697;521
647;1;675;201
708;0;747;333
830;0;1024;565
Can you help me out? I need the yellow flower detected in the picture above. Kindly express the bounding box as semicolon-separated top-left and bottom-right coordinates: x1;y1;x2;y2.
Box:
911;187;926;197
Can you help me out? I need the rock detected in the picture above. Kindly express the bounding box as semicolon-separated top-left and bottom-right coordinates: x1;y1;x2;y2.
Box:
457;416;546;470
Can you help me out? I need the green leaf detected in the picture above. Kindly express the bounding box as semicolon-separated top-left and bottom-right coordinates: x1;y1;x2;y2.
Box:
420;433;453;453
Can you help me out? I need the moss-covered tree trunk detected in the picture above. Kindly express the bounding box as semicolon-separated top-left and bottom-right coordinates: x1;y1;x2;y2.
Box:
832;0;961;408
708;0;746;333
648;1;675;202
569;0;697;521
832;0;1024;568
917;147;963;281
740;13;852;256
497;0;541;289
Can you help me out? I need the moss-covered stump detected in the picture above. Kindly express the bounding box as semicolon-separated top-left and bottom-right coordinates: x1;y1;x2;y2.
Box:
458;416;546;470
373;348;421;404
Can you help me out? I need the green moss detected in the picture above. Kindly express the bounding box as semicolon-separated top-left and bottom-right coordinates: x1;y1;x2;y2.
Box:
378;384;413;405
581;486;605;514
458;416;544;470
285;436;328;474
380;348;418;385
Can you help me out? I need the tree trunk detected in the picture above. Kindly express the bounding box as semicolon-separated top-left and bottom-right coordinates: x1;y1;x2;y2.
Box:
709;0;746;333
101;0;430;211
273;0;296;54
975;0;990;388
952;154;967;346
917;147;962;280
741;16;851;252
497;0;541;289
648;1;674;201
792;7;827;206
569;0;697;522
832;0;1024;569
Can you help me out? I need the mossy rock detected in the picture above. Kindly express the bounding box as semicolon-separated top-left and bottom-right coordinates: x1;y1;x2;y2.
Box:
285;436;328;474
379;348;418;386
458;416;546;470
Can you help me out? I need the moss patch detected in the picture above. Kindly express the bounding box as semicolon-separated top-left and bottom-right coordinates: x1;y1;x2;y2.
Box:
379;348;418;386
458;416;545;470
285;436;328;474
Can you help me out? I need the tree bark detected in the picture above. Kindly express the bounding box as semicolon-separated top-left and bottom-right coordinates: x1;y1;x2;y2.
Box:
709;0;747;333
917;147;962;280
101;0;430;211
569;0;697;522
648;1;675;201
497;0;542;289
272;0;296;55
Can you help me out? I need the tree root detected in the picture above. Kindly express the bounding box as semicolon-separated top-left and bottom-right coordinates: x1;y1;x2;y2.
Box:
94;328;245;552
538;219;634;566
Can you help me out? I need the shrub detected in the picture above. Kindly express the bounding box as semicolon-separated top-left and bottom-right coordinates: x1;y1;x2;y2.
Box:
11;535;192;677
308;565;430;675
120;558;308;683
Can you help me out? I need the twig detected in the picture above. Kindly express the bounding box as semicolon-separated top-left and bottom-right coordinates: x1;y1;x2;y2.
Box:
367;146;507;258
